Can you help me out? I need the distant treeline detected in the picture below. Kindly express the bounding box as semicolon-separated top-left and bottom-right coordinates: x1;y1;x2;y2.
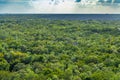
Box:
0;14;120;20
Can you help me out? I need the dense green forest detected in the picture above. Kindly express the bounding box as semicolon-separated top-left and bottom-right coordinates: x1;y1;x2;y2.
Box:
0;16;120;80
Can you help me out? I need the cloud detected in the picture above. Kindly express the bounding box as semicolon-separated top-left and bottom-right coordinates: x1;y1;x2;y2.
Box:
29;0;77;13
28;0;120;13
0;0;120;13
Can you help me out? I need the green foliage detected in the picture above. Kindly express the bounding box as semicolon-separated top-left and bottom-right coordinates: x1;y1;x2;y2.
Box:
0;15;120;80
0;58;10;70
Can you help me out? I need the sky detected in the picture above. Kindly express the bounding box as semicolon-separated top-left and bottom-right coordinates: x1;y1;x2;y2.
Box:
0;0;120;14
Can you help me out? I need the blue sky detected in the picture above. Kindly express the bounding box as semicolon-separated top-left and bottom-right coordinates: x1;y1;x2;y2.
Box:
0;0;120;13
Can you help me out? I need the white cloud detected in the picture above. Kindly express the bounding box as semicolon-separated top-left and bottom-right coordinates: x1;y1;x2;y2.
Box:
29;0;77;13
0;0;120;13
28;0;120;13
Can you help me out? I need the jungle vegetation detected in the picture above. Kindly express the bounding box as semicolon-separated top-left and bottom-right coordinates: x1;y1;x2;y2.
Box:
0;15;120;80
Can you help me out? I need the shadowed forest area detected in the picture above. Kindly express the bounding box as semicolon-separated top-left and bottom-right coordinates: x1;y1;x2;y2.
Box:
0;15;120;80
